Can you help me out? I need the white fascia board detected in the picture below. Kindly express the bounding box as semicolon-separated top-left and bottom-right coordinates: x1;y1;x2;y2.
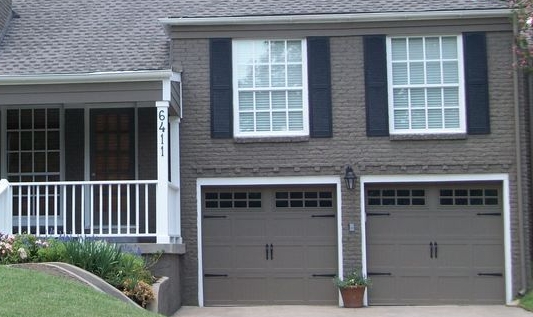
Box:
160;9;511;27
0;70;181;86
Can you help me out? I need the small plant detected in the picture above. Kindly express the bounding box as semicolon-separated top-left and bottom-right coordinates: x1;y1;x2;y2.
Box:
122;278;155;308
0;233;51;264
334;268;371;288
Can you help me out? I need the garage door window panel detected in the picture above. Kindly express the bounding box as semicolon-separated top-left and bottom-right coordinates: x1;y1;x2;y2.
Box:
204;191;262;209
367;189;426;206
439;188;499;206
275;191;333;209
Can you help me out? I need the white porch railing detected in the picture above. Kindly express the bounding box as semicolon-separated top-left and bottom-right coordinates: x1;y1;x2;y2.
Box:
1;180;161;239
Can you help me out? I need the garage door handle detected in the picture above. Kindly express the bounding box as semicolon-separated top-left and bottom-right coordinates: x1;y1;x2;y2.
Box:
478;273;503;277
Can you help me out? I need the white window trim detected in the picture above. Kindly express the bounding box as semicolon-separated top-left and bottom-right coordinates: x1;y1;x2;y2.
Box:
386;34;466;135
232;39;309;138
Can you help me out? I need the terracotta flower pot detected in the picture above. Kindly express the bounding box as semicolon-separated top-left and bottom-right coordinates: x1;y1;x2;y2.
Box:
339;285;366;308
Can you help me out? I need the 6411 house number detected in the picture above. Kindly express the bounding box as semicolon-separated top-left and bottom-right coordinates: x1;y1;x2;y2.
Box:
159;110;166;157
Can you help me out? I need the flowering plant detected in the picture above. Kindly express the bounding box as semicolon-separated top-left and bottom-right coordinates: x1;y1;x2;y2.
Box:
511;0;533;70
333;268;371;288
0;233;51;264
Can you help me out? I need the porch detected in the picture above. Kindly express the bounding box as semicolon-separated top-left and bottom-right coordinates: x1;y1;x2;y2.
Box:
0;71;182;244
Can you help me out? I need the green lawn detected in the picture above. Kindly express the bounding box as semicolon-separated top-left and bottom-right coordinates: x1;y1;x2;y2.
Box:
520;291;533;312
0;266;161;317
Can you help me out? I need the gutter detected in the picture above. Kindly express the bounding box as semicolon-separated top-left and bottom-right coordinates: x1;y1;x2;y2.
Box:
159;9;511;27
512;14;528;297
0;70;181;85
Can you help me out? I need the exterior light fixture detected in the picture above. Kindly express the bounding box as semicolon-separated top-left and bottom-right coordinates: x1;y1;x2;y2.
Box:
344;166;356;190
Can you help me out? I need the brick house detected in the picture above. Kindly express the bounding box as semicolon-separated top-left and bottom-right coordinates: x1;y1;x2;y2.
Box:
0;0;530;310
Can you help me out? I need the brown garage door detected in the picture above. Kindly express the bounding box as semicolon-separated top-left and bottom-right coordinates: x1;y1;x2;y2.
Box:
366;183;504;305
202;186;338;306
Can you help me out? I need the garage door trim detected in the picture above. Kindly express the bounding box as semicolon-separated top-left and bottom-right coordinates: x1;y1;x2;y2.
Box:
359;173;511;305
196;176;343;307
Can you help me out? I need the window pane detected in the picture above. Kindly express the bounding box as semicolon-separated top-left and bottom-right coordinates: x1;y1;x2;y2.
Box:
288;111;303;130
409;62;424;85
442;37;457;59
443;61;458;84
237;65;253;88
239;113;254;132
392;63;408;85
425;37;440;59
255;41;269;63
271;91;286;109
34;109;46;129
47;109;60;129
393;89;408;109
272;112;287;131
255;65;269;87
21;132;32;150
7;110;18;130
408;38;424;60
394;110;409;129
287;41;302;62
428;108;443;128
410;88;425;108
287;64;302;87
271;64;286;87
444;108;460;128
239;92;254;111
34;132;45;150
256;91;270;110
288;91;302;109
34;152;46;172
270;41;285;63
411;109;426;129
443;88;459;107
427;88;442;107
426;62;441;84
256;112;270;131
391;38;407;60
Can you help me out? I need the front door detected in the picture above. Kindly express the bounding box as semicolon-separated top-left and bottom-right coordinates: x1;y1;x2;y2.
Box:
90;109;135;232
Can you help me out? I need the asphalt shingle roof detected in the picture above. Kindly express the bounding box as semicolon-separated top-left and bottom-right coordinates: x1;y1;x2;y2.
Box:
0;0;509;76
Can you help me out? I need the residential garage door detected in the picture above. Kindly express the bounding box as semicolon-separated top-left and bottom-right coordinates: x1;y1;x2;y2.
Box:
202;185;338;306
365;182;504;305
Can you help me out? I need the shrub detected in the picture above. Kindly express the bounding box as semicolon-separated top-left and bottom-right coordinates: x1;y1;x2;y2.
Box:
0;233;51;264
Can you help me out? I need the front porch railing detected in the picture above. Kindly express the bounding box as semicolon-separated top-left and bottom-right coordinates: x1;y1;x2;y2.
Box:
1;180;159;239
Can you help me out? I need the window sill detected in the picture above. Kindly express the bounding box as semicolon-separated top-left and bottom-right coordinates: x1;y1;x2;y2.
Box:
234;136;310;143
390;133;467;141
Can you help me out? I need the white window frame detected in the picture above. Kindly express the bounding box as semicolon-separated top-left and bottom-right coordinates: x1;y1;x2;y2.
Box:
232;39;309;138
386;35;466;135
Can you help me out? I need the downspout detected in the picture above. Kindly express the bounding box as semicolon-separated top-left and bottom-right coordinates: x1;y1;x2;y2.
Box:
513;13;528;296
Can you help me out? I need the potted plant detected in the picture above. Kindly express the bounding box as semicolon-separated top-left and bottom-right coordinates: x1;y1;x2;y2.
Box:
333;268;370;308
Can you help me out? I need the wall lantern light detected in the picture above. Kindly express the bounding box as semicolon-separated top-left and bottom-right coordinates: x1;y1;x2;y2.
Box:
344;166;356;190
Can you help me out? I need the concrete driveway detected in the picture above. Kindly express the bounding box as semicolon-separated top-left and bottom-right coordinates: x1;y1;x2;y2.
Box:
172;305;532;317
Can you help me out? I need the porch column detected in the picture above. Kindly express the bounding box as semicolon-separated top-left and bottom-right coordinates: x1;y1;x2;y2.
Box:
0;179;12;234
156;101;170;243
169;116;181;242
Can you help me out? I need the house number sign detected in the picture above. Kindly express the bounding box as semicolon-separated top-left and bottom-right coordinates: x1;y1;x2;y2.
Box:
158;109;166;157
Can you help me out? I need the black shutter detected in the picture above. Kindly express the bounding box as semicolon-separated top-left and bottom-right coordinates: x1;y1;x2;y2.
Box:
210;38;233;138
464;32;490;134
308;37;332;138
364;35;389;136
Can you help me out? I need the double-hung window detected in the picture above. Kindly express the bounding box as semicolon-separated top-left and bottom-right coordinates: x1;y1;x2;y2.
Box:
387;35;465;134
233;39;308;137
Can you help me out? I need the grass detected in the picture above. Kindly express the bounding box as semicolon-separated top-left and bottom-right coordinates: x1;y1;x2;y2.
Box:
520;290;533;312
0;266;161;317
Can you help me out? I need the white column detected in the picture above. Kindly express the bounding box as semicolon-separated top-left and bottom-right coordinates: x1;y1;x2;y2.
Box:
156;101;170;243
169;116;182;242
0;179;12;234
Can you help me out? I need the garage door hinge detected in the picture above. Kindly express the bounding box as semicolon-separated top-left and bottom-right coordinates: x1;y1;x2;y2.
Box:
476;212;502;216
311;214;335;218
203;215;228;219
204;274;228;277
367;272;392;276
477;273;503;277
366;212;391;216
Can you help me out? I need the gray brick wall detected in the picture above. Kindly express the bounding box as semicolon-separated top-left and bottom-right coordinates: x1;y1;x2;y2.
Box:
174;31;528;305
